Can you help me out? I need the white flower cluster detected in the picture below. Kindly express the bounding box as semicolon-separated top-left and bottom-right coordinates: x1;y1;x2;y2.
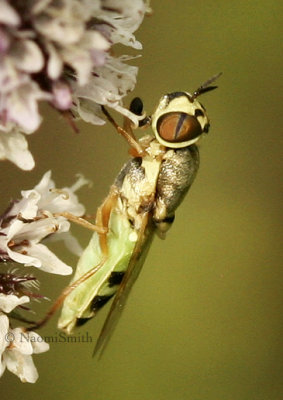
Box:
0;170;88;382
0;0;147;169
0;171;87;273
0;295;49;383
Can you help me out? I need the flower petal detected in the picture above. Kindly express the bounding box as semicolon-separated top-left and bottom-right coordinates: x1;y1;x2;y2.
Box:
45;42;63;79
0;294;30;313
33;171;87;215
2;326;49;383
6;82;50;132
0;129;35;170
0;314;9;356
74;98;105;125
32;170;53;194
17;190;40;219
34;14;84;45
61;46;93;86
10;328;33;355
8;217;69;244
24;243;72;275
0;1;20;26
4;351;39;383
10;40;44;73
29;332;50;354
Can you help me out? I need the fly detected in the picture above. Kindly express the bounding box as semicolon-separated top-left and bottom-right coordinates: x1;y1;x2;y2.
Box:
31;73;221;358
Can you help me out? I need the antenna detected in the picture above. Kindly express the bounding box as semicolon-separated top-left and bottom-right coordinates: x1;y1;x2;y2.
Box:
191;72;222;101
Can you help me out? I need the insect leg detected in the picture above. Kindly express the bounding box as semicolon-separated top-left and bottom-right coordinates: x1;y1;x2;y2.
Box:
95;186;119;256
54;211;107;234
101;106;146;156
27;260;105;330
28;189;119;331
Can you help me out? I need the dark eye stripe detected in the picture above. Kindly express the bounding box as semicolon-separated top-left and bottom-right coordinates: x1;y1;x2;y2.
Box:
175;112;188;140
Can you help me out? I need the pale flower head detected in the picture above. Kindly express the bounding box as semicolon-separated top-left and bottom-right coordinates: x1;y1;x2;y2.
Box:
0;290;49;383
0;0;148;169
0;301;49;383
0;171;87;274
0;169;92;382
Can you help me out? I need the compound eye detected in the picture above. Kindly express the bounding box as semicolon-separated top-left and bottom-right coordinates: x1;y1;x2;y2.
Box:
156;112;202;143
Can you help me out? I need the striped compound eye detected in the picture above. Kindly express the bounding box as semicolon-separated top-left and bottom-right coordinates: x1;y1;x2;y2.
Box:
156;112;203;144
150;74;220;148
150;72;222;149
151;92;210;148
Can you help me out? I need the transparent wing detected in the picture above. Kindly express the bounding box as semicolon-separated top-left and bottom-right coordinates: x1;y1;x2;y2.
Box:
93;211;154;358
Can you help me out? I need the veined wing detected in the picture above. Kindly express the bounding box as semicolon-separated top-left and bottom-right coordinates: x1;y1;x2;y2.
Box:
93;211;155;358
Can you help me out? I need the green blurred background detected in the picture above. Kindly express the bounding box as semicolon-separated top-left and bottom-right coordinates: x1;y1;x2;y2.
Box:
1;1;282;399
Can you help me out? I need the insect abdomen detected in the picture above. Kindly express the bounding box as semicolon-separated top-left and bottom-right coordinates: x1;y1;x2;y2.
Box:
75;271;126;326
58;208;137;333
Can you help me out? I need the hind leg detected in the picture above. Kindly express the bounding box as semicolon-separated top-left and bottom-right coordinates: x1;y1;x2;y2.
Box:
28;188;119;330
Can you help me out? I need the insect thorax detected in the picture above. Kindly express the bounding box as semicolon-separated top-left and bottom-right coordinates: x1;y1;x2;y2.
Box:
114;138;199;236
